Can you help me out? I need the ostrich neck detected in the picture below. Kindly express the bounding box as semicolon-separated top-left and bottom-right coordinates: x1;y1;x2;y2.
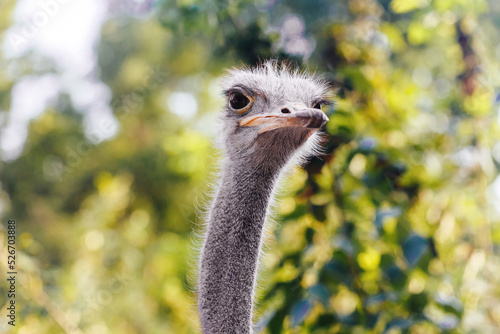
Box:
199;158;281;334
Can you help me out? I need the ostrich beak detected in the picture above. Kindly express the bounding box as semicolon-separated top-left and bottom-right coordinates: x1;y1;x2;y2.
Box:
239;104;329;134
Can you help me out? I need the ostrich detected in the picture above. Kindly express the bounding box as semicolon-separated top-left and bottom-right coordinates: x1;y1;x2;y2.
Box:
198;61;330;334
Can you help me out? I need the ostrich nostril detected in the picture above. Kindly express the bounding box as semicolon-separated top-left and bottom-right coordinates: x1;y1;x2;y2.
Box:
281;108;291;114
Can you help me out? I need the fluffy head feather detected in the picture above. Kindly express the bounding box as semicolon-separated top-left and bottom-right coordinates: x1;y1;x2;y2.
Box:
216;60;331;171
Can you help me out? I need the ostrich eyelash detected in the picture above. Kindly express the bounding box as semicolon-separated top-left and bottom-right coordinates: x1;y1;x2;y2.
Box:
224;86;268;103
314;99;333;107
223;85;254;98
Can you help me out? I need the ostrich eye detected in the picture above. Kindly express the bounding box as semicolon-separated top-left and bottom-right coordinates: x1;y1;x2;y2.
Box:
228;92;254;114
229;92;251;110
313;102;322;109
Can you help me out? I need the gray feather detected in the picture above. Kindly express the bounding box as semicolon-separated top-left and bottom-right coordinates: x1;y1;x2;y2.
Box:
198;61;330;333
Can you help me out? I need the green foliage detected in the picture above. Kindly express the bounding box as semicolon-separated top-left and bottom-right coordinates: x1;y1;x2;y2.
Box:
1;0;500;333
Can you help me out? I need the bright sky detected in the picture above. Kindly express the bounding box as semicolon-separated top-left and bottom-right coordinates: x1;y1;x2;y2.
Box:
2;0;111;160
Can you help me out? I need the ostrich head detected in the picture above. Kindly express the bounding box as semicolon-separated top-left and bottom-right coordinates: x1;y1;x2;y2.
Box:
218;61;330;170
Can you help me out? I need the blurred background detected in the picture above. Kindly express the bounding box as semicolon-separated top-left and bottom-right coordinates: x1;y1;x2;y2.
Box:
1;0;500;333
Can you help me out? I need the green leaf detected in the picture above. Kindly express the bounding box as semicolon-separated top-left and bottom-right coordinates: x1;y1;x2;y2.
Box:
403;234;429;267
291;299;312;327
